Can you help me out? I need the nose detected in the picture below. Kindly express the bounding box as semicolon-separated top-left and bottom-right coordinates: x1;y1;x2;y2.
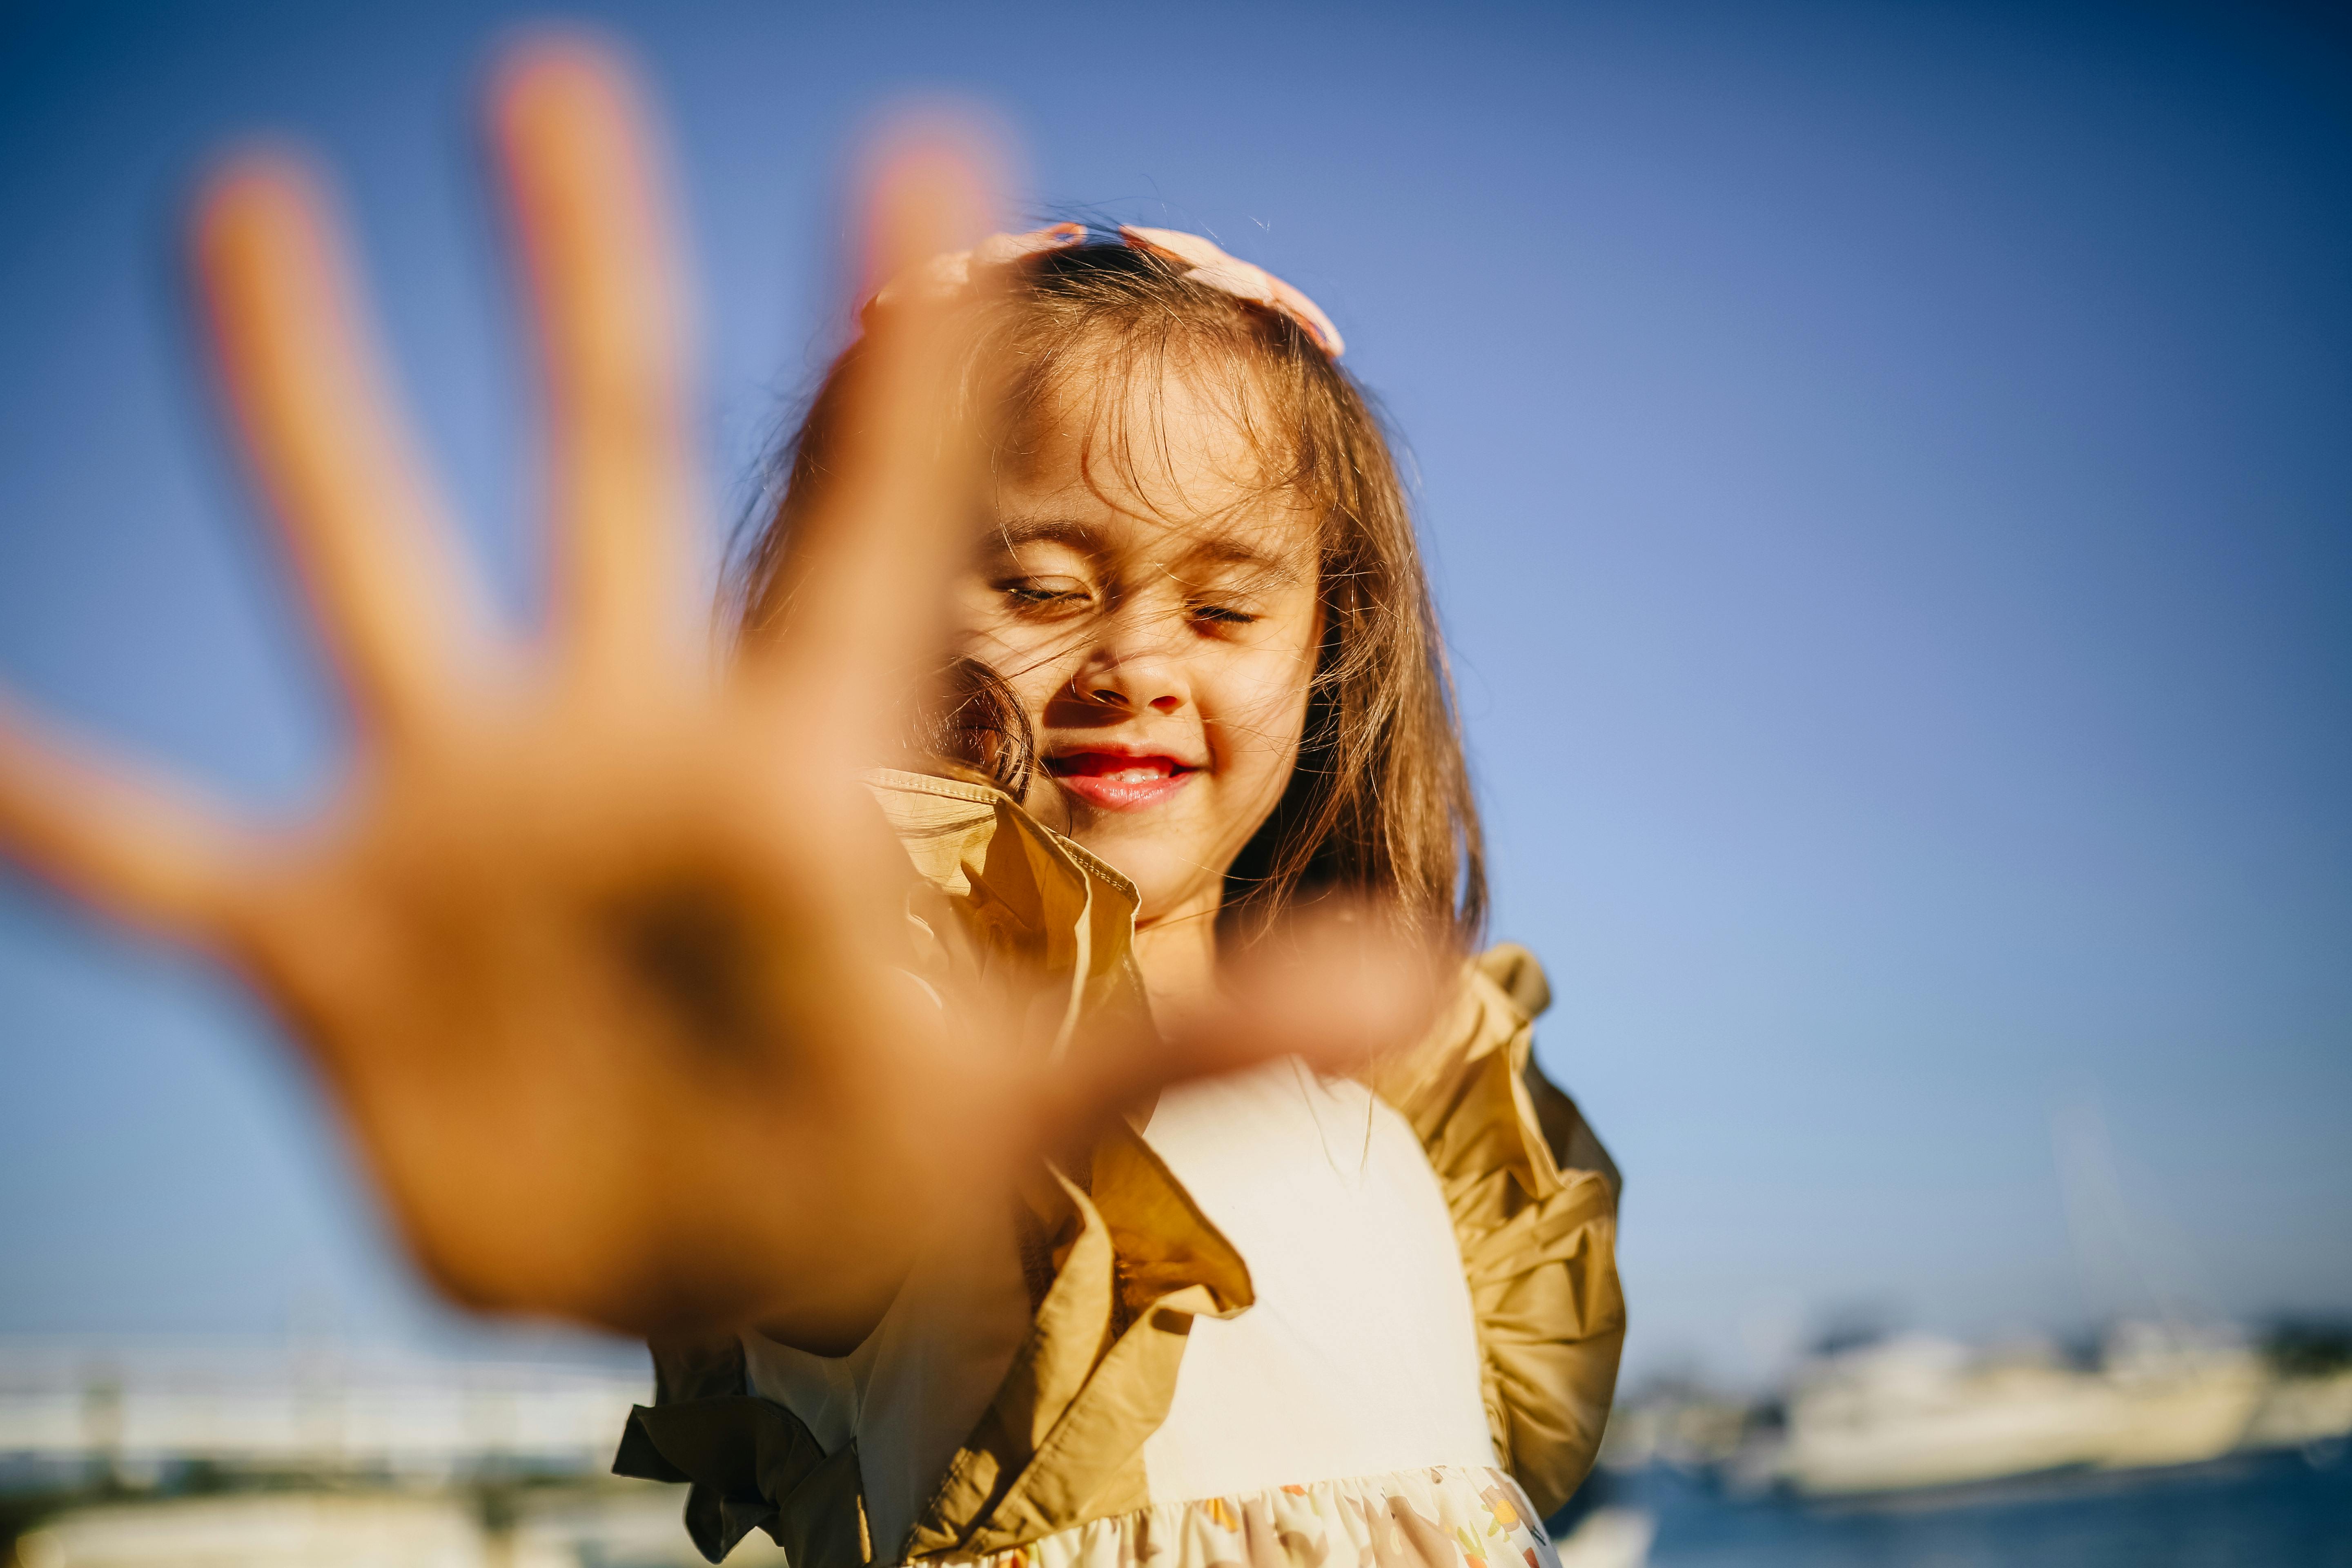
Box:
1073;610;1189;715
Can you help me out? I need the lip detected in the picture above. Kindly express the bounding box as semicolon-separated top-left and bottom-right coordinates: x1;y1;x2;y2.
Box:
1042;748;1202;813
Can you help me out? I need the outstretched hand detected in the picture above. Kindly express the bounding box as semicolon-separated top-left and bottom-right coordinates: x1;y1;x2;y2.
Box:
0;40;1439;1341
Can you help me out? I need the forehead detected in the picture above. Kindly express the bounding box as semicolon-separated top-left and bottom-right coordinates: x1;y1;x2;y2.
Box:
996;347;1315;566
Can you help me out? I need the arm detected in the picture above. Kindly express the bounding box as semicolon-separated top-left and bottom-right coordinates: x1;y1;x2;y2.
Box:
0;39;1437;1343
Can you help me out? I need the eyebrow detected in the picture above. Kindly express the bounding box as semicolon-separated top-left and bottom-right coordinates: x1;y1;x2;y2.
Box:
987;514;1290;575
986;516;1114;559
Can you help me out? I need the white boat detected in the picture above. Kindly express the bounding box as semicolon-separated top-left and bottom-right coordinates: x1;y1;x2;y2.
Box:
1751;1325;2267;1497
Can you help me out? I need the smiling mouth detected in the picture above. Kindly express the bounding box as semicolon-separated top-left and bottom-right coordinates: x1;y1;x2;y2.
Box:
1043;751;1200;812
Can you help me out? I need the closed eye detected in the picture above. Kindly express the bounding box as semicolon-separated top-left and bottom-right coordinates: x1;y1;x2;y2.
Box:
996;577;1092;612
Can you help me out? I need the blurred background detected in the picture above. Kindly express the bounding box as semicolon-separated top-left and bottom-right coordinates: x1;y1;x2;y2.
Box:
2;0;2348;1563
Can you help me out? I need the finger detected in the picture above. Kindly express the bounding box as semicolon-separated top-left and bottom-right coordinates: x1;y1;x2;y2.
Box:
748;127;1001;762
493;38;700;685
0;690;253;939
1041;902;1452;1138
197;154;485;737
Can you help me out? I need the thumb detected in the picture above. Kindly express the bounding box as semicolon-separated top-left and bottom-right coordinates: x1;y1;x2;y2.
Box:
1039;902;1454;1142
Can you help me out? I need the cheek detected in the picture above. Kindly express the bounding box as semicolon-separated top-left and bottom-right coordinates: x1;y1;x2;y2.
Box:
952;606;1078;718
1206;639;1319;784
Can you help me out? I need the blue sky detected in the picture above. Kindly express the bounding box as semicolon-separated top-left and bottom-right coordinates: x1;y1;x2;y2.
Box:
1;0;2346;1384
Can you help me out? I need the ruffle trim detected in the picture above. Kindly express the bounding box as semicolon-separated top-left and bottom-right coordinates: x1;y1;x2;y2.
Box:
866;767;1152;1063
616;1390;869;1564
916;1465;1561;1568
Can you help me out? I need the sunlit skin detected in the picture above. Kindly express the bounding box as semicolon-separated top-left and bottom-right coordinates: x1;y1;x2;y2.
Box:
957;369;1323;1008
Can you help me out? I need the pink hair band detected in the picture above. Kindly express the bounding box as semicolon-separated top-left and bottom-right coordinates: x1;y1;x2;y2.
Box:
866;221;1345;359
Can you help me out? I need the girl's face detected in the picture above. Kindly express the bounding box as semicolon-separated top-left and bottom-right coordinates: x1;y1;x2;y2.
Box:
954;365;1323;935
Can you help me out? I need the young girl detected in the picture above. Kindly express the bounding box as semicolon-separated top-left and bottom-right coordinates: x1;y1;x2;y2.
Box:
0;42;1621;1568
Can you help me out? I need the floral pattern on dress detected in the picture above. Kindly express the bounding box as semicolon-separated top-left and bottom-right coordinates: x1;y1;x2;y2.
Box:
920;1467;1559;1568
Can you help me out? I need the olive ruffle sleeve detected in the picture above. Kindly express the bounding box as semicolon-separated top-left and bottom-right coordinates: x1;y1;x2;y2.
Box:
900;1128;1254;1557
1370;944;1627;1520
614;1333;868;1564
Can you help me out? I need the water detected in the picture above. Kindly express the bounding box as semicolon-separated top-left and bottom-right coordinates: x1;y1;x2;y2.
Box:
1599;1447;2352;1567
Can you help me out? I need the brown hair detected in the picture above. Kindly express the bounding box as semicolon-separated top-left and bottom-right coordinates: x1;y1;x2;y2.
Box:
737;243;1485;948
